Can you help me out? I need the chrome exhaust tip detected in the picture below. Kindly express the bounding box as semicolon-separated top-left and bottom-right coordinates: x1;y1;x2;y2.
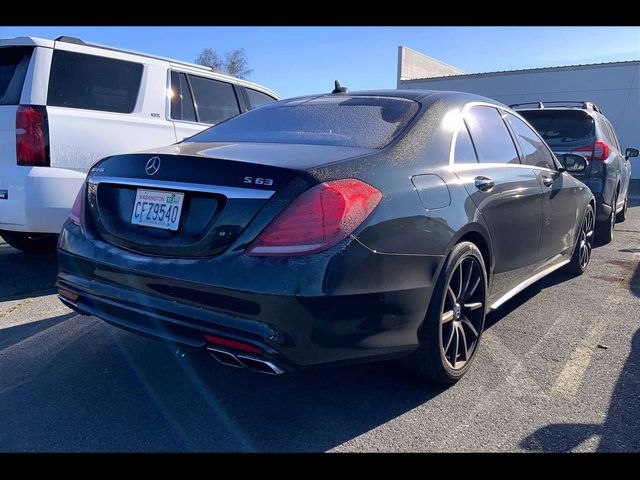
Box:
237;354;284;375
206;346;284;375
207;347;244;368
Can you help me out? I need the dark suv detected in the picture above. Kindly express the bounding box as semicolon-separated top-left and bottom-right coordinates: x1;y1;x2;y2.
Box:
514;101;638;244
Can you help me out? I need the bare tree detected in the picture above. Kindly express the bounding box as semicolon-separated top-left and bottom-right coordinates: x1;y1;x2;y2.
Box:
195;47;253;79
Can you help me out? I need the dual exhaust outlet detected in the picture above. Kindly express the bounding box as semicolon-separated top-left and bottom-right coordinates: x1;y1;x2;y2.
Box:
207;346;284;375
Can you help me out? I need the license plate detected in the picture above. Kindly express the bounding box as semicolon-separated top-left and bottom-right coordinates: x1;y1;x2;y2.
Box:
131;189;184;231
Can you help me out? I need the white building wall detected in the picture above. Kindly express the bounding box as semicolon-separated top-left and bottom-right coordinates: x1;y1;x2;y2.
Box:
400;62;640;180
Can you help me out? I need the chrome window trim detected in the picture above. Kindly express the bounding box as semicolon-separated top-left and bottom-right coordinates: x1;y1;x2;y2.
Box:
87;176;275;199
449;101;562;171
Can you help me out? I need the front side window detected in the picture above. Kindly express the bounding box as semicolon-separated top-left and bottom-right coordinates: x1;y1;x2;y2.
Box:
464;106;519;164
187;75;240;124
47;50;142;113
506;113;556;169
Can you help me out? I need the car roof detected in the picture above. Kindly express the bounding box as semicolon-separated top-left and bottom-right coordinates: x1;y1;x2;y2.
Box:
276;89;506;107
0;35;279;99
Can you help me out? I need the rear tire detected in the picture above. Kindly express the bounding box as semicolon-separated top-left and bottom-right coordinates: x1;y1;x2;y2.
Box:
405;242;487;385
0;231;58;254
616;195;628;223
595;191;617;245
565;204;594;276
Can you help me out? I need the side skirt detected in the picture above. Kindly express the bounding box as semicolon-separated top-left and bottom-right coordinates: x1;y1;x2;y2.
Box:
489;259;570;311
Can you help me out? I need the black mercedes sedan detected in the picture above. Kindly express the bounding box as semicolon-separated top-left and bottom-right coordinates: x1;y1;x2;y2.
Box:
57;89;595;384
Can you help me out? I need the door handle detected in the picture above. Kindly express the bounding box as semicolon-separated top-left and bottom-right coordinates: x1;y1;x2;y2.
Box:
474;176;495;192
542;176;554;187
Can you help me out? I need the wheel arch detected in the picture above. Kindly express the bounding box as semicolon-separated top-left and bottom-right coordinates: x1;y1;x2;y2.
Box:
440;223;493;288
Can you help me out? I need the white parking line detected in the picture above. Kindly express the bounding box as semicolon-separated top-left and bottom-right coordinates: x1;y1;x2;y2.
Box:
549;318;611;401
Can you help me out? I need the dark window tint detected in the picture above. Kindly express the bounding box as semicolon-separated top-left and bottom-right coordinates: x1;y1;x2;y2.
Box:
246;88;276;109
188;75;240;124
170;71;196;122
187;95;420;149
454;121;478;164
0;47;33;105
506;113;555;169
465;106;519;164
47;51;142;113
518;110;596;150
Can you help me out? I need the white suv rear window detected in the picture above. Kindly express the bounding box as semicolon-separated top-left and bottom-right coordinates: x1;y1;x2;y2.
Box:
47;50;143;114
0;46;33;105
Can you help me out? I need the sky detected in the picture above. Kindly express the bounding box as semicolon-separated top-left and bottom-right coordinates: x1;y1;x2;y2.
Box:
1;26;638;98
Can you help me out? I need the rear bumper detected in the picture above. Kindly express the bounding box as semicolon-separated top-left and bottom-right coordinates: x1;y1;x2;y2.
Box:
0;166;85;233
57;223;442;370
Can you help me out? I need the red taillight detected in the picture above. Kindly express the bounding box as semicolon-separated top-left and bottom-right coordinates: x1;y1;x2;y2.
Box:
246;178;382;257
69;183;84;226
203;334;262;354
16;105;50;167
572;141;609;161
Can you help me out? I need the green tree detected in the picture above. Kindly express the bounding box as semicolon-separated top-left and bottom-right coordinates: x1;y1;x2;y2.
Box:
195;47;253;79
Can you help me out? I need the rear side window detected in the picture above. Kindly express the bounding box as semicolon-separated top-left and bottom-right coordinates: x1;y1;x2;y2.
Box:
47;50;142;113
187;75;240;124
519;110;596;150
245;88;276;109
505;113;556;169
602;118;621;151
454;121;478;164
170;71;196;122
0;47;33;105
465;106;519;164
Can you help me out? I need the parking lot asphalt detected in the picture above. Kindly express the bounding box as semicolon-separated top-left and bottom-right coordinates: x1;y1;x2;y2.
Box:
1;200;639;452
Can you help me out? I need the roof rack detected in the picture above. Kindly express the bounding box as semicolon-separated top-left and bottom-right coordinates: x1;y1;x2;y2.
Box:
53;35;214;73
509;101;603;115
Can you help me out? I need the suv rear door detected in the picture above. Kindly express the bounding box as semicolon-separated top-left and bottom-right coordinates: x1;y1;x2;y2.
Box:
601;116;630;204
45;42;175;172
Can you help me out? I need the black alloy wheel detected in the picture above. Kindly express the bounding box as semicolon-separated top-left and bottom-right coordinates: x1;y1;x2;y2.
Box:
565;203;594;276
440;256;485;370
406;241;487;384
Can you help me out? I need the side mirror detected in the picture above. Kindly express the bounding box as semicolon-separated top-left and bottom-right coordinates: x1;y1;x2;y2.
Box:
625;147;639;160
562;153;589;173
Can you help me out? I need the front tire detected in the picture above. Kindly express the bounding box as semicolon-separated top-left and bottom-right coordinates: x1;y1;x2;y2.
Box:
565;204;594;276
406;241;487;385
0;231;58;254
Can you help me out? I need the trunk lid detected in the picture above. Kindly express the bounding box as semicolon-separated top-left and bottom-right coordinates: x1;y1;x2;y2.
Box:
86;142;373;257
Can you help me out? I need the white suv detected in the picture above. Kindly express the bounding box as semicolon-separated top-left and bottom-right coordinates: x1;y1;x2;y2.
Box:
0;35;279;253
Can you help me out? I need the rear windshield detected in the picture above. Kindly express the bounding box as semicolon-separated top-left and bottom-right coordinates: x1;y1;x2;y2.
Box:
0;47;33;105
186;95;420;149
519;110;595;149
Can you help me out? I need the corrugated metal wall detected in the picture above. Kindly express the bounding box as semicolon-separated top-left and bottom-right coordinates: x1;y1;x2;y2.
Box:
400;62;640;181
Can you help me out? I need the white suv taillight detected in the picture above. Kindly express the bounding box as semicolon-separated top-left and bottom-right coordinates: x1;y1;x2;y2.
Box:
246;179;382;256
16;105;50;167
